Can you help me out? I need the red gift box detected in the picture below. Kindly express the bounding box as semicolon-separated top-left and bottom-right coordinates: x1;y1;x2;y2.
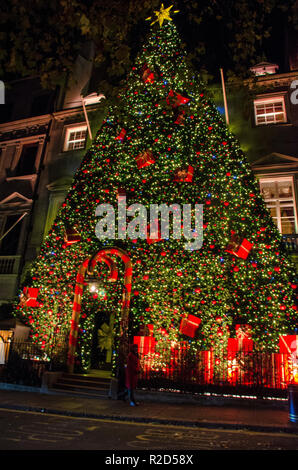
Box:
279;335;298;384
227;328;253;385
279;335;298;357
236;324;252;340
133;336;156;356
147;324;154;336
225;236;253;260
174;165;194;182
174;110;186;125
200;350;214;384
135;150;155;169
227;337;253;353
167;89;190;108
21;287;40;307
64;227;81;245
228;325;253;355
141;64;155;84
179;314;201;338
115;128;126;142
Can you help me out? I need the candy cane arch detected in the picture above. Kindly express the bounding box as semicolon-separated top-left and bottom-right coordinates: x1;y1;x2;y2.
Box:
67;253;118;372
67;247;132;373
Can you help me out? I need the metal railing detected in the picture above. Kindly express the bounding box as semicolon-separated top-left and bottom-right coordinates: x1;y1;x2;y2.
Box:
0;255;21;275
0;341;50;387
282;234;298;252
137;346;295;396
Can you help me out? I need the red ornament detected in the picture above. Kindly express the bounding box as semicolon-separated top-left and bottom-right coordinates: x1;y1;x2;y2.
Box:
179;314;201;338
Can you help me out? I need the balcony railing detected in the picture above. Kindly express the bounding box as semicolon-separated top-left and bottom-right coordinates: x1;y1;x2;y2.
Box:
282;234;298;252
0;255;21;275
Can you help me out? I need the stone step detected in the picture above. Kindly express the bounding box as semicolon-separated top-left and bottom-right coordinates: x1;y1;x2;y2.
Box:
52;382;110;398
57;374;110;388
51;372;111;398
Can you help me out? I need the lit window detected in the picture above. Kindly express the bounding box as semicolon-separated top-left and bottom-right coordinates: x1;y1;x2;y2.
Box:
254;97;286;126
259;177;297;234
64;125;87;151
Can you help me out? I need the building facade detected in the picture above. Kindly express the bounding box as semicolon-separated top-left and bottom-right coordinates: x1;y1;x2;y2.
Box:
0;57;105;307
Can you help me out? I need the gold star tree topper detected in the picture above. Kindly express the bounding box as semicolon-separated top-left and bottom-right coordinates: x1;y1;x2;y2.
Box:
146;4;179;27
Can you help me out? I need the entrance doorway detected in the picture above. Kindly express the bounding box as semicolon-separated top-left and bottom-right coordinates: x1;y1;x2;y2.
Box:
90;312;111;371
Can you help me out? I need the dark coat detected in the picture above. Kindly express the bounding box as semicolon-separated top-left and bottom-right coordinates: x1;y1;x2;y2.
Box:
125;351;139;389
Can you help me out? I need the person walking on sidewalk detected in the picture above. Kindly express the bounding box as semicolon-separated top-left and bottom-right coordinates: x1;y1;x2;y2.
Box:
125;344;140;406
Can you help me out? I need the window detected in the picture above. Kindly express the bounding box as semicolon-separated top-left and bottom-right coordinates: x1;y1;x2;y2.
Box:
0;214;23;255
254;97;286;125
259;177;297;234
15;144;38;176
64;125;87;151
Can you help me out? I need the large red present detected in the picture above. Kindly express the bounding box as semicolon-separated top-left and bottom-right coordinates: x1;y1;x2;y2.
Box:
279;335;298;384
179;314;201;338
64;227;81;245
135;150;155;169
279;335;298;356
174;165;194;182
133;336;156;356
20;287;40;307
225;235;253;260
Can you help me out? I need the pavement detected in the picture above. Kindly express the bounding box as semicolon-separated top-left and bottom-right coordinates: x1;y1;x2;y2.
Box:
0;383;297;434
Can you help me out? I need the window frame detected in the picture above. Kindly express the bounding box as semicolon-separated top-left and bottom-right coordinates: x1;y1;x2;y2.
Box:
254;95;287;126
259;175;298;234
63;124;87;152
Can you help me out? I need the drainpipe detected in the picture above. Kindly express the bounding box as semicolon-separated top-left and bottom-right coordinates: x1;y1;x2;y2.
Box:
220;68;229;125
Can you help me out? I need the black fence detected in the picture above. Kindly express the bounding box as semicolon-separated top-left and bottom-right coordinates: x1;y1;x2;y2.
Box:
137;346;294;398
0;341;50;387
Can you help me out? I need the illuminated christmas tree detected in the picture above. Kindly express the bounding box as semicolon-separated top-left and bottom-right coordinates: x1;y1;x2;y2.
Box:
16;6;297;374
